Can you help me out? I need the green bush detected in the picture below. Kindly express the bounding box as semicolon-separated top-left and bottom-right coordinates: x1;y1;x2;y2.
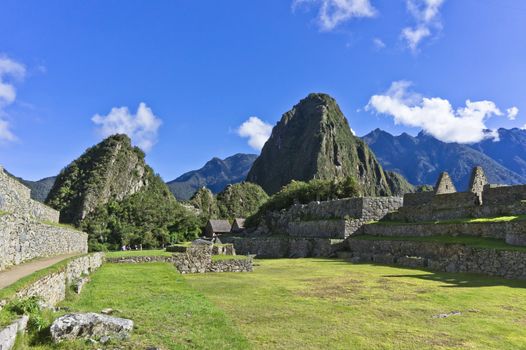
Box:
80;173;201;249
217;182;269;220
246;176;361;227
8;297;46;332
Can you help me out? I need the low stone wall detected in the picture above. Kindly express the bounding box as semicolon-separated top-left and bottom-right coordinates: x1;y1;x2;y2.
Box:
362;221;526;241
348;238;526;280
0;166;59;223
13;253;105;307
209;259;252;273
172;244;253;273
223;236;345;258
173;245;213;274
281;196;403;222
0;214;88;271
106;256;174;264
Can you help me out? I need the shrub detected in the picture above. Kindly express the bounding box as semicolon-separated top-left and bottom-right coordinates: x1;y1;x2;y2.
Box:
246;176;361;227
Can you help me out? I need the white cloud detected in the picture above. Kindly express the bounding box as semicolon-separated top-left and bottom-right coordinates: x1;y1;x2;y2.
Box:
92;102;162;152
507;106;519;120
401;0;444;52
293;0;376;31
373;37;386;49
0;55;26;142
366;80;505;144
0;119;16;142
237;117;273;151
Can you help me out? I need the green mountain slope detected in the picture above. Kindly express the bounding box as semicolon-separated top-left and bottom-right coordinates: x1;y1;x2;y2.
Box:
246;93;412;195
46;134;200;249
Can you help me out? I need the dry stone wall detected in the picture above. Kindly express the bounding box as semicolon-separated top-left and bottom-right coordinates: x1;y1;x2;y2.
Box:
348;238;526;280
0;166;59;223
222;236;345;258
362;221;526;242
0;213;88;271
13;253;105;307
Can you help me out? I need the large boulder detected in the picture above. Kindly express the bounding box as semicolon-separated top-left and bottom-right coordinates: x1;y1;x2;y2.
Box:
50;313;133;343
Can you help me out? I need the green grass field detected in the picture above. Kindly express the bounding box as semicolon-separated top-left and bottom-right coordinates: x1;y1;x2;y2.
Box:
13;259;526;349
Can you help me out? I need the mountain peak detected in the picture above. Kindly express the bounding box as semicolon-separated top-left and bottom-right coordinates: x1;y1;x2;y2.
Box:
167;153;258;200
247;94;411;195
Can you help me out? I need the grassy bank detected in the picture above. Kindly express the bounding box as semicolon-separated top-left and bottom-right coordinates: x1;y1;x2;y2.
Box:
354;235;526;252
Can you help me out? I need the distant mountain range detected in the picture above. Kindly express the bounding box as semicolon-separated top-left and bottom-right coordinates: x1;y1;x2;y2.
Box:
167;153;258;200
7;127;526;202
363;128;526;190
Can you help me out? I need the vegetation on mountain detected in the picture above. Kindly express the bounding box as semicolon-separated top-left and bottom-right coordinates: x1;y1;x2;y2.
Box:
190;187;219;219
46;134;200;251
167;153;258;200
246;93;411;196
363;128;526;189
246;176;361;227
46;134;152;223
216;182;269;219
80;172;201;251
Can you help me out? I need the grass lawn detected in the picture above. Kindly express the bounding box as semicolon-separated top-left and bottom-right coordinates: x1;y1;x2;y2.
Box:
374;214;526;226
15;263;248;350
105;249;172;258
354;234;526;252
185;259;526;350
13;259;526;349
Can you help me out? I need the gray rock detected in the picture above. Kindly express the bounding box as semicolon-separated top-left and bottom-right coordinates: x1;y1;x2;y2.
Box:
192;238;213;245
50;313;133;343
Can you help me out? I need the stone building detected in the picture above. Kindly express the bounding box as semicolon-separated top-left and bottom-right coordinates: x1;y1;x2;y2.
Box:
231;218;246;233
204;219;232;237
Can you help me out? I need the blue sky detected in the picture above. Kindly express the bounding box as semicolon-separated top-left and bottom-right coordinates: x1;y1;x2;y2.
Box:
0;0;525;180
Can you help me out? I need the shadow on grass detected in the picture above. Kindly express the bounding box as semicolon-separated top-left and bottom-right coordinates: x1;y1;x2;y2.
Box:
383;271;526;289
325;258;526;289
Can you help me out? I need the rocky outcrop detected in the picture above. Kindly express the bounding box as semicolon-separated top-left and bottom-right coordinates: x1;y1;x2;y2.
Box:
246;93;412;195
50;313;133;343
46;134;150;224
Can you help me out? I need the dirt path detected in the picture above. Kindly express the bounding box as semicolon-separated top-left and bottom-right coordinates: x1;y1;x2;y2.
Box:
0;253;79;290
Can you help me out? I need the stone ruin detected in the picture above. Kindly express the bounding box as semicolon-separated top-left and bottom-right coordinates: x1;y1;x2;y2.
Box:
434;172;456;194
0;165;88;271
394;166;526;222
345;166;526;280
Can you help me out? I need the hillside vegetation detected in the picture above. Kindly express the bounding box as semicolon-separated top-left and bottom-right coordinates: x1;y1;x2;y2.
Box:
46;134;200;250
247;93;413;195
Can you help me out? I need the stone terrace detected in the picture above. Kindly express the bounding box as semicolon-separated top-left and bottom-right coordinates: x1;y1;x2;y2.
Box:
346;166;526;280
